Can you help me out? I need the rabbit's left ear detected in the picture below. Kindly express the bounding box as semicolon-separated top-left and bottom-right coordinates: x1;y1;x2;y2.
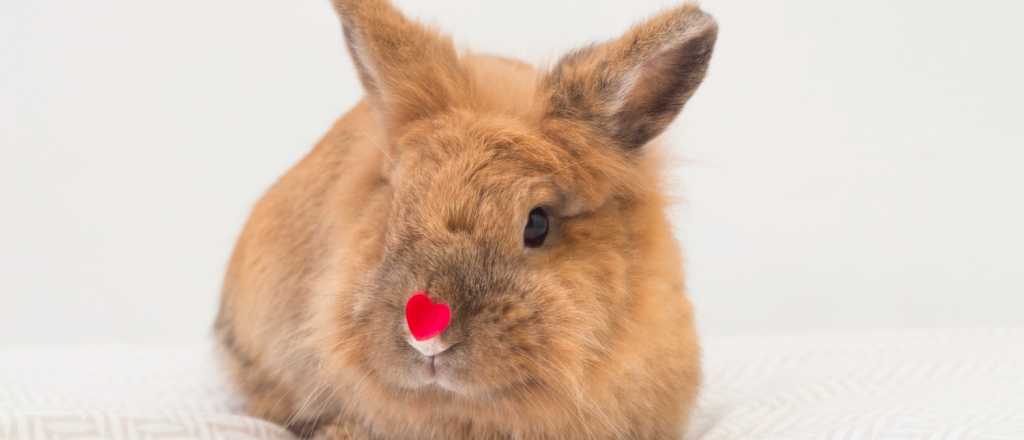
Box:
542;5;718;150
331;0;469;132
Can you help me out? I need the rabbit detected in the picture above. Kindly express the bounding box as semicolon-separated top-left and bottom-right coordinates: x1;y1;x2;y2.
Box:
214;0;717;439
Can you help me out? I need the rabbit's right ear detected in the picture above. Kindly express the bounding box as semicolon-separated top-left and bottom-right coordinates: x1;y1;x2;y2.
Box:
331;0;469;133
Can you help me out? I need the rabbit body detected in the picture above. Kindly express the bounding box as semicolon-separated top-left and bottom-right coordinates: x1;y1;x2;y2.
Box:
217;1;717;439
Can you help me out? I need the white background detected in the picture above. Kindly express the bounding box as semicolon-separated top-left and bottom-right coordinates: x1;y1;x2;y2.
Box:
3;0;1022;347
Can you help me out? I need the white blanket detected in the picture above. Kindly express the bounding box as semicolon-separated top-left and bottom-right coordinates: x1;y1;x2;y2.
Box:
2;328;1021;439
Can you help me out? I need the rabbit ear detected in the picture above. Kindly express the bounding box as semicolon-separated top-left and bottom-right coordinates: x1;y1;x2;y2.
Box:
331;0;469;131
543;5;717;150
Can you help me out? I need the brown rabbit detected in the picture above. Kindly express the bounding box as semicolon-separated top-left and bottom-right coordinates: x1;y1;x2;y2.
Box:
215;1;717;439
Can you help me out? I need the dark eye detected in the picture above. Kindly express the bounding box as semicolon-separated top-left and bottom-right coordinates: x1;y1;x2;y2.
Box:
523;207;549;248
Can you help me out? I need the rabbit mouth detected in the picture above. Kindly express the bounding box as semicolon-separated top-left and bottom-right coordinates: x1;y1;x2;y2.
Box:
405;340;471;395
405;352;541;401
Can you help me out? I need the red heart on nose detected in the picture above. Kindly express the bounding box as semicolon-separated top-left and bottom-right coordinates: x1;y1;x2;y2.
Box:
405;292;451;341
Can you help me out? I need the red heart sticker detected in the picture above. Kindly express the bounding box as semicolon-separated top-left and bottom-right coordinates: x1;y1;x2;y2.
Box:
405;292;451;341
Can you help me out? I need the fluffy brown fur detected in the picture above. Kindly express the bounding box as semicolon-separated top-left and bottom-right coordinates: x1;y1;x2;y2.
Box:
215;1;717;439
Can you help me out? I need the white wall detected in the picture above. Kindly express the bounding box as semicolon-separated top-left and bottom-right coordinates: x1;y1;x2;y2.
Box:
3;0;1022;347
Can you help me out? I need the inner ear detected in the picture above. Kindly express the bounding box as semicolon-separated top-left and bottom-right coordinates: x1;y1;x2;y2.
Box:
612;28;718;148
543;5;718;150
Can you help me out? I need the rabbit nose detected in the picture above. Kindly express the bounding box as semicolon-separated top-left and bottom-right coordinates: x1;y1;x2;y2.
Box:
406;335;455;357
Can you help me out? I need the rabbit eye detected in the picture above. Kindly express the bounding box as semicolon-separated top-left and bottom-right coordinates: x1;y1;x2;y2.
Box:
523;207;549;248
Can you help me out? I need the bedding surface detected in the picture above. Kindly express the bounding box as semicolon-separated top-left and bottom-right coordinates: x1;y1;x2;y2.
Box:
2;328;1021;439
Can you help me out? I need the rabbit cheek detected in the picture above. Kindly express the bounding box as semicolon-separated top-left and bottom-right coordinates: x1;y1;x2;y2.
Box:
446;300;551;394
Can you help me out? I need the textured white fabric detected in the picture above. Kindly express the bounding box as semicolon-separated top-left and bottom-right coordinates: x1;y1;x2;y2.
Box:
687;328;1024;439
2;328;1022;439
0;345;291;439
